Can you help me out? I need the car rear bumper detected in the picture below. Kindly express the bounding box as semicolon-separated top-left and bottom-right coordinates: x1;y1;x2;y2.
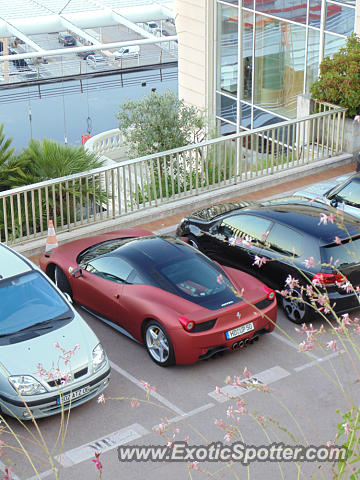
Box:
0;366;111;420
171;302;277;365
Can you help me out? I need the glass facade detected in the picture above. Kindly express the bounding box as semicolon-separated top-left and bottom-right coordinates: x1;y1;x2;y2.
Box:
216;0;355;133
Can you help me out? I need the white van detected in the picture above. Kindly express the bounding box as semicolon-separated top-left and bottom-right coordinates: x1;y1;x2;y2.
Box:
113;46;140;59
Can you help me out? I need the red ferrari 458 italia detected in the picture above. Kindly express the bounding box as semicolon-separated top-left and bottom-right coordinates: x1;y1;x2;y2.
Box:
40;229;277;366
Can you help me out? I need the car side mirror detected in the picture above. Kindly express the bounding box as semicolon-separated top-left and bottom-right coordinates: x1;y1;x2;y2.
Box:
209;225;218;235
330;198;338;208
71;268;83;278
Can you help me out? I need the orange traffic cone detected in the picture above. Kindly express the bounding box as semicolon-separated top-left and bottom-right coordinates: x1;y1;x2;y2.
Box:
45;220;58;252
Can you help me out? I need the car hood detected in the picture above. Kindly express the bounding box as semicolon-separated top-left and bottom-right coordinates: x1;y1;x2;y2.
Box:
0;314;99;380
295;174;352;199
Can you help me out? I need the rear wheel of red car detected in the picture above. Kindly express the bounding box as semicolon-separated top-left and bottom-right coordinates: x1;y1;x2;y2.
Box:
281;288;311;324
144;320;175;367
54;266;73;299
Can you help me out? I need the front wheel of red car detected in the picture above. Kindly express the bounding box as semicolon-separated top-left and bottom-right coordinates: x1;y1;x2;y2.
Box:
144;320;175;367
54;265;73;299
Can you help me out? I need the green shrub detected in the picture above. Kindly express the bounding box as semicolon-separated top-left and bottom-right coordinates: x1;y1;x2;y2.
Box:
310;34;360;118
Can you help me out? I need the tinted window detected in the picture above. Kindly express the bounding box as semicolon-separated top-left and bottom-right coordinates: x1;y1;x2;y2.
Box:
321;238;360;267
0;271;70;335
267;224;304;256
219;214;272;244
158;256;242;309
335;178;360;206
78;238;129;264
86;256;133;282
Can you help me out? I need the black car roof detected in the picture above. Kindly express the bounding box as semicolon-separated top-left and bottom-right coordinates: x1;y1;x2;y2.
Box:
114;236;195;266
192;196;360;243
190;200;252;221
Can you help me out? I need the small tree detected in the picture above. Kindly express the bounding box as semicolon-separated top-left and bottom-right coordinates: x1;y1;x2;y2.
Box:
115;89;205;158
311;34;360;118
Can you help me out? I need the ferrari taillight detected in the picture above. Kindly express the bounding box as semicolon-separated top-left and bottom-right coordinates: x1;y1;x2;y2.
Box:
312;272;346;286
263;285;276;301
178;315;195;331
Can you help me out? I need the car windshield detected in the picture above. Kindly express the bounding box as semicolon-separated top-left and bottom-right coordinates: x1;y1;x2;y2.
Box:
0;271;71;336
332;178;360;207
158;256;242;309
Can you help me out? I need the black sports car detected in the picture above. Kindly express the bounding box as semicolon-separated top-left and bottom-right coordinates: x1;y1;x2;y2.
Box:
176;197;360;323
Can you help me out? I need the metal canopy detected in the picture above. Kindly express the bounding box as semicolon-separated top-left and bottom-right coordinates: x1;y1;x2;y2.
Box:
0;0;173;60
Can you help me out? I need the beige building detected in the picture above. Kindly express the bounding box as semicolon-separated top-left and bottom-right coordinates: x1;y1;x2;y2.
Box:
175;0;360;134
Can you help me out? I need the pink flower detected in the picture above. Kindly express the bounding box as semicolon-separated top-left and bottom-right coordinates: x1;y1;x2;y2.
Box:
326;340;338;351
184;436;190;444
253;255;268;267
4;467;12;480
341;313;352;326
214;419;226;429
303;257;316;268
318;213;335;225
130;399;140;408
92;452;102;472
243;367;252;379
285;275;300;290
54;341;60;349
226;406;234;417
97;394;106;404
334;236;342;245
190;461;200;470
342;422;352;436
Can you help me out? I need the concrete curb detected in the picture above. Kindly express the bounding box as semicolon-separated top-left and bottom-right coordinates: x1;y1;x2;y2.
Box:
13;153;353;258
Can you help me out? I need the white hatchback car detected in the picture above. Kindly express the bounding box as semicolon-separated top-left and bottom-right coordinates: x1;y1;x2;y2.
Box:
0;243;110;419
86;54;107;68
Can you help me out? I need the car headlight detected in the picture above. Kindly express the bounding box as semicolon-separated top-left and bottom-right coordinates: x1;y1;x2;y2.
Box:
9;375;47;396
92;343;106;372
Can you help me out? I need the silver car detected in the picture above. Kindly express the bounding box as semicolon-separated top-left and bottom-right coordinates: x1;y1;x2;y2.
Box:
294;173;360;218
0;243;110;420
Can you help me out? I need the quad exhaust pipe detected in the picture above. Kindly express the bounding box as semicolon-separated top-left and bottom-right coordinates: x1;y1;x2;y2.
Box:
232;336;259;351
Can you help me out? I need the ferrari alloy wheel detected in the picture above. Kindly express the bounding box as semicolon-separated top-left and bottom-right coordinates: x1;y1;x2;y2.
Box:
54;266;73;299
145;321;175;367
281;289;310;324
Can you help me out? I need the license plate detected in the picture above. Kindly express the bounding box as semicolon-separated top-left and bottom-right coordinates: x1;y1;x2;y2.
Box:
225;322;254;340
57;386;91;405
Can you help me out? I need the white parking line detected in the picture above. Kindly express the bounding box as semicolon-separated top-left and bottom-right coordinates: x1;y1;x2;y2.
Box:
294;350;345;372
208;366;290;403
271;332;319;359
56;423;149;468
26;469;54;480
110;360;186;416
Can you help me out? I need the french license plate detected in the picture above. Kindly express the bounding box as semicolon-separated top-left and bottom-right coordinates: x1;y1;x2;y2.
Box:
57;386;91;405
225;322;254;340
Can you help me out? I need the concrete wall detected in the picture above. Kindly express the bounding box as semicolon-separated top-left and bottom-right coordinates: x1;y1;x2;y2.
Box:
173;0;214;127
355;0;360;35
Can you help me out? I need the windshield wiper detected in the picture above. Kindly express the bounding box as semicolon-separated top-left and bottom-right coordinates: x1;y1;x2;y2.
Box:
0;314;73;337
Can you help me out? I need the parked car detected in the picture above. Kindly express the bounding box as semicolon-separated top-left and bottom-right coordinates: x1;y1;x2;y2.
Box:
113;46;140;59
58;32;76;46
146;21;158;30
176;197;360;323
39;229;277;367
86;54;107;68
77;49;95;60
295;173;360;218
0;243;110;419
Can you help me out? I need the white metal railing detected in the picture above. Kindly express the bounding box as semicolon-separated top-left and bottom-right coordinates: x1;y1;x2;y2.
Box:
0;106;346;245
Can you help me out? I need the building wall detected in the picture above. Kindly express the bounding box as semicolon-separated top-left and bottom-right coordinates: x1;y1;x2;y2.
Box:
175;0;359;137
174;0;214;124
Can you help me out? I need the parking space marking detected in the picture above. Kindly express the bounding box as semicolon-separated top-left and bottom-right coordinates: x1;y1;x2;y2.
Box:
26;469;54;480
271;332;319;359
208;366;290;403
56;423;149;468
110;360;186;416
294;350;345;372
167;402;215;423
